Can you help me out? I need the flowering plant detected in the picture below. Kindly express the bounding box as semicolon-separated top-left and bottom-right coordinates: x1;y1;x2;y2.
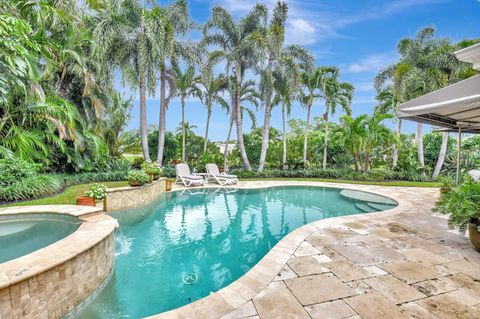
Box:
85;183;107;200
141;160;162;175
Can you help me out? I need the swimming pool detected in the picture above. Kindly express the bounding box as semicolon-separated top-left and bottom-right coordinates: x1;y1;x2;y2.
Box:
70;186;397;318
0;213;81;263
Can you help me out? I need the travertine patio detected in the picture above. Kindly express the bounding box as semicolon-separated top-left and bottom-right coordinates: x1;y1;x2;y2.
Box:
153;182;480;319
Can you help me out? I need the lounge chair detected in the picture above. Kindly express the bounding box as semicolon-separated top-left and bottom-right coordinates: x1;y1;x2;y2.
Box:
468;169;480;182
206;164;238;186
175;163;205;187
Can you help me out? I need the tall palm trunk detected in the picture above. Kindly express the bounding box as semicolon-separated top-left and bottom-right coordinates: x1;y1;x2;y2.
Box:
282;101;287;170
416;123;425;168
234;66;251;171
364;153;370;174
203;103;212;153
302;103;311;167
157;70;166;165
322;109;329;169
139;77;150;161
392;119;402;168
353;153;360;173
181;96;186;162
258;104;271;172
258;62;273;172
223;116;234;171
432;132;448;179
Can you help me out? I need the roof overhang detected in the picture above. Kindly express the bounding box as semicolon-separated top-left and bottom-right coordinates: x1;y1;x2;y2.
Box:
397;74;480;133
455;43;480;71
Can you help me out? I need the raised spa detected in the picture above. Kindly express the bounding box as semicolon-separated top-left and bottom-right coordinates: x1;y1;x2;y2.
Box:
71;186;397;318
0;213;81;263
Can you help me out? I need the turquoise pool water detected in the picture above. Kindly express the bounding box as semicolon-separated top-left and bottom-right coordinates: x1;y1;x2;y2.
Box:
71;186;396;318
0;213;81;263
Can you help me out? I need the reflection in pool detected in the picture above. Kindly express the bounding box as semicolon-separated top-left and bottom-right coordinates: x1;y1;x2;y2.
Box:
71;186;396;318
0;213;81;263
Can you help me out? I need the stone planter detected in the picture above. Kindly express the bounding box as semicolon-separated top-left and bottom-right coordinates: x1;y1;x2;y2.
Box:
166;179;172;191
128;180;144;187
76;196;95;206
469;219;480;252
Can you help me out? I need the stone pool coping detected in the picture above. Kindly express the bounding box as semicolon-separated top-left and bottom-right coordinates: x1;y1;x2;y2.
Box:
148;181;439;319
0;205;118;290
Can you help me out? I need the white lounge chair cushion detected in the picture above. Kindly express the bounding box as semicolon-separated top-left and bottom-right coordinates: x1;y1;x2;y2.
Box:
183;175;204;180
206;164;237;178
217;174;237;179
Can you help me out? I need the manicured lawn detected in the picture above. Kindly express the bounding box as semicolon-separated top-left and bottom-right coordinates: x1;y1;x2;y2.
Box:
123;153;143;162
240;178;441;187
7;181;129;206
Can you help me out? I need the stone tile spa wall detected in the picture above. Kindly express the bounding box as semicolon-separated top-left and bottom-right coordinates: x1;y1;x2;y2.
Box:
0;206;117;319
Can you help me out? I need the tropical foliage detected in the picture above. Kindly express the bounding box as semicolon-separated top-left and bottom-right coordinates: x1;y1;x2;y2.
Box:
2;0;479;204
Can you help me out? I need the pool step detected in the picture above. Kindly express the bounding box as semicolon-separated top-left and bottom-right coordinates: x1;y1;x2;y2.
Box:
355;203;375;213
366;202;395;211
340;189;396;205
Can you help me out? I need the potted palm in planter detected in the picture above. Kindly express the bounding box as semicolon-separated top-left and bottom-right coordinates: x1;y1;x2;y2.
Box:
127;170;150;187
434;179;480;251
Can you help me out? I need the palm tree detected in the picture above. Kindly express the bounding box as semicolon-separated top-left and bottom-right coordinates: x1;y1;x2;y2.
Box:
145;0;199;165
203;4;267;171
375;87;401;168
173;65;202;161
300;67;335;167
223;78;260;170
198;72;229;153
336;114;367;173
321;68;354;169
375;27;461;173
94;0;157;161
363;112;394;174
272;57;302;169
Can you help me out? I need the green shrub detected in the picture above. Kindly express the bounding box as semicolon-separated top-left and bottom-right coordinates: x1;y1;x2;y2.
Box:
0;159;63;202
127;170;150;185
228;167;429;182
0;174;63;202
0;159;41;187
434;179;480;232
62;171;128;185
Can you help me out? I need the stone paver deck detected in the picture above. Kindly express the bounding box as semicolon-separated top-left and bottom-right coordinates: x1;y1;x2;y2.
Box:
151;181;480;319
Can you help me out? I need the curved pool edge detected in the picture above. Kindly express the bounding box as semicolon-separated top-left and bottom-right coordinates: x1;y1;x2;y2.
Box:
147;181;438;319
0;205;118;318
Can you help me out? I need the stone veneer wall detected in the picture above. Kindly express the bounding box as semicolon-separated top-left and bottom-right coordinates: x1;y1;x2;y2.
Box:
105;178;166;211
0;233;114;319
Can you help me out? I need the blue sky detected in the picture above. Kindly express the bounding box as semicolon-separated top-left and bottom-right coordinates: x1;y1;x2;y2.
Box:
119;0;480;141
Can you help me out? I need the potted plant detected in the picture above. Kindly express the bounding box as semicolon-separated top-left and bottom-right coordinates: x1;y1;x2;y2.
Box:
141;161;162;181
84;183;107;211
434;179;480;251
127;170;150;187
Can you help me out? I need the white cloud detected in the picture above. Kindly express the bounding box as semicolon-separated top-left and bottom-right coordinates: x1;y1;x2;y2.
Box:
285;18;316;45
352;95;376;105
346;52;398;74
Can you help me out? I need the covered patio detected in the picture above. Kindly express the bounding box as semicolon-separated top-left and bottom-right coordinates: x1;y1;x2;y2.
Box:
397;43;480;183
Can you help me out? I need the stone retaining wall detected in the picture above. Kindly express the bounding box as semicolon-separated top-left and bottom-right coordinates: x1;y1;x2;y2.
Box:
105;178;167;211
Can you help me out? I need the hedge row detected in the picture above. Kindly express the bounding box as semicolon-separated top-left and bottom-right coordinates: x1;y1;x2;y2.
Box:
228;168;430;182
